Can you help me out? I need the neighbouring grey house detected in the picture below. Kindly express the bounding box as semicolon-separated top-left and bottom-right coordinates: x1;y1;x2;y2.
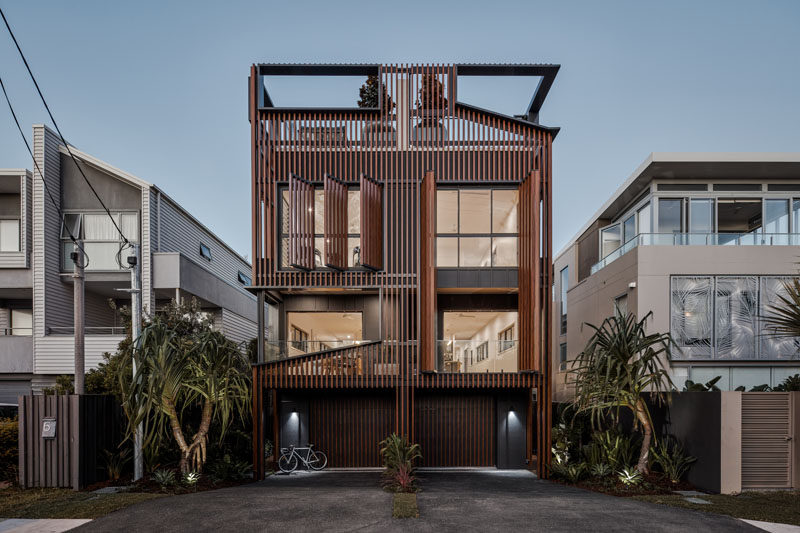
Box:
553;152;800;401
0;124;262;403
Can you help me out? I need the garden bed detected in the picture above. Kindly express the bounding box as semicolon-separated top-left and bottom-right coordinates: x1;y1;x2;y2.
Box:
0;487;162;519
86;472;255;495
553;473;694;497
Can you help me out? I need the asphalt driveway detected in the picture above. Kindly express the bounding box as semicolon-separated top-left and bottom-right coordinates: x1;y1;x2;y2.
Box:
76;470;758;532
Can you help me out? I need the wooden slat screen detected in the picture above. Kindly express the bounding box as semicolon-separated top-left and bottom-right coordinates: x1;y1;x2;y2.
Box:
742;392;793;489
518;170;541;372
360;173;383;270
324;174;348;269
419;170;436;372
289;173;314;270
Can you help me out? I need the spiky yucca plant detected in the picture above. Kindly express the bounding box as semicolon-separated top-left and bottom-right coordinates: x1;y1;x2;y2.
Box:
568;309;674;474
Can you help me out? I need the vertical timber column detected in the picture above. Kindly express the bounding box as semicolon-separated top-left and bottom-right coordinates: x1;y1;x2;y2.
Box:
252;365;264;480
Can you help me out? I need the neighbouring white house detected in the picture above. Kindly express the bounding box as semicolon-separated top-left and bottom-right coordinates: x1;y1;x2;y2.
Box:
0;124;264;402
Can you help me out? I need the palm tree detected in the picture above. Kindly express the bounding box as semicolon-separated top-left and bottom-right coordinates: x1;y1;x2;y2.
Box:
567;308;674;474
119;306;250;474
762;278;800;338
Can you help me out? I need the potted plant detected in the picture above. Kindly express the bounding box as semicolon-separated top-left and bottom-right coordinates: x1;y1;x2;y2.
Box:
358;75;396;145
412;74;449;142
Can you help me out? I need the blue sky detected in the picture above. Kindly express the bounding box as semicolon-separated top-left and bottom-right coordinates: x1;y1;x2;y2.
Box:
1;0;798;258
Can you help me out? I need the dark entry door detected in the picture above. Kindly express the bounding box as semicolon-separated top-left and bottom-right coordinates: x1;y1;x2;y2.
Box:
496;396;527;469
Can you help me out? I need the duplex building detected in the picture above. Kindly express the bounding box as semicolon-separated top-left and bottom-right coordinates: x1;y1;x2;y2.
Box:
553;153;800;400
249;64;558;476
0;125;261;403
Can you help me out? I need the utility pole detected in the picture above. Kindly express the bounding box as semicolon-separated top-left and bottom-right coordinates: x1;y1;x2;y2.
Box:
128;243;144;481
71;240;85;395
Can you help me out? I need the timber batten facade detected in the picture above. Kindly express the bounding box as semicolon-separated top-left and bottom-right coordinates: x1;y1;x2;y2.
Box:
250;64;558;477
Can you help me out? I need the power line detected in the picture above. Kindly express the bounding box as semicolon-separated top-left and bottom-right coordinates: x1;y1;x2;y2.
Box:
0;74;88;268
0;6;129;245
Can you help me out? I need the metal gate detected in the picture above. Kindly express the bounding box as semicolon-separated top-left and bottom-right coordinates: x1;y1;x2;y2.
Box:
741;392;794;489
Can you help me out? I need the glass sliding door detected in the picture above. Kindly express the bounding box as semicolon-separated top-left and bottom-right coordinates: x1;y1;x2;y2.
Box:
764;199;789;244
600;224;621;259
688;198;714;244
657;198;683;243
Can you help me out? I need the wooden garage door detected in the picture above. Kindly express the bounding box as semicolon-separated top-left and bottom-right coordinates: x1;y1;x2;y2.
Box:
308;392;394;467
741;392;794;489
414;392;495;467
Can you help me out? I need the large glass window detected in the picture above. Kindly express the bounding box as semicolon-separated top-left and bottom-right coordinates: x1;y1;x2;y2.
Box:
637;203;651;235
0;219;20;252
671;275;800;361
600;224;620;258
717;199;761;234
764;199;789;234
658;198;683;234
286;312;363;356
440;311;518;373
688;198;714;244
622;215;636;245
60;212;138;271
435;189;518;268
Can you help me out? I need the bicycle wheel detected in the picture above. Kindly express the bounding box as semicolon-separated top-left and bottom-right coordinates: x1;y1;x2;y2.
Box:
278;453;298;473
308;450;327;470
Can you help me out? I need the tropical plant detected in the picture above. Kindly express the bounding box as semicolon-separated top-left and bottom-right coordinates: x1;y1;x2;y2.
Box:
102;447;131;481
208;454;251;482
590;463;613;478
119;299;251;474
182;470;200;488
581;443;603;468
590;429;640;471
773;374;800;391
151;468;177;490
379;433;422;492
551;423;572;465
683;376;721;392
551;462;587;483
617;467;643;486
568;308;674;474
762;278;800;339
650;437;696;484
357;74;394;113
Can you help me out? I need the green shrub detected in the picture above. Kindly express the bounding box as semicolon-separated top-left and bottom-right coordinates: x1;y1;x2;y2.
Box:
683;376;721;392
650;437;696;484
773;374;800;391
0;417;18;483
581;443;603;467
182;471;200;489
551;462;587;483
617;467;642;486
590;463;612;478
102;447;131;481
208;454;250;482
591;429;640;471
151;468;177;490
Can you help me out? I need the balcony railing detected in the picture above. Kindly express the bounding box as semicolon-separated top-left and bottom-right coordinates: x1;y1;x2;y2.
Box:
437;339;518;373
47;326;126;335
261;340;401;377
591;233;800;275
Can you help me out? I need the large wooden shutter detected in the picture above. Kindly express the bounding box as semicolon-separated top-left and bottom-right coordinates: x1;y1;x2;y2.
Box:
289;173;314;270
360;173;383;270
741;392;794;489
419;171;436;372
518;170;541;372
324;174;348;270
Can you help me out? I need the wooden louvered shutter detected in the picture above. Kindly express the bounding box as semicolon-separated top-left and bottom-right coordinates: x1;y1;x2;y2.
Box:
289;173;314;270
419;171;436;372
518;170;541;372
324;174;348;269
360;173;383;270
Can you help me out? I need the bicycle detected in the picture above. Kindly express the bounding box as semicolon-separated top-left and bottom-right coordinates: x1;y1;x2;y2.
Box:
278;443;328;473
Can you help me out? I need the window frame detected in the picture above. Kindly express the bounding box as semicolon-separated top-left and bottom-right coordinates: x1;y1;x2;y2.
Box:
59;210;139;272
199;242;212;261
476;340;489;362
237;270;252;286
559;343;567;371
498;325;515;353
435;187;519;269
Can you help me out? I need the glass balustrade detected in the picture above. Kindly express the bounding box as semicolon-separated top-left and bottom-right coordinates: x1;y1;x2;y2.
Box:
591;233;800;275
436;339;518;373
